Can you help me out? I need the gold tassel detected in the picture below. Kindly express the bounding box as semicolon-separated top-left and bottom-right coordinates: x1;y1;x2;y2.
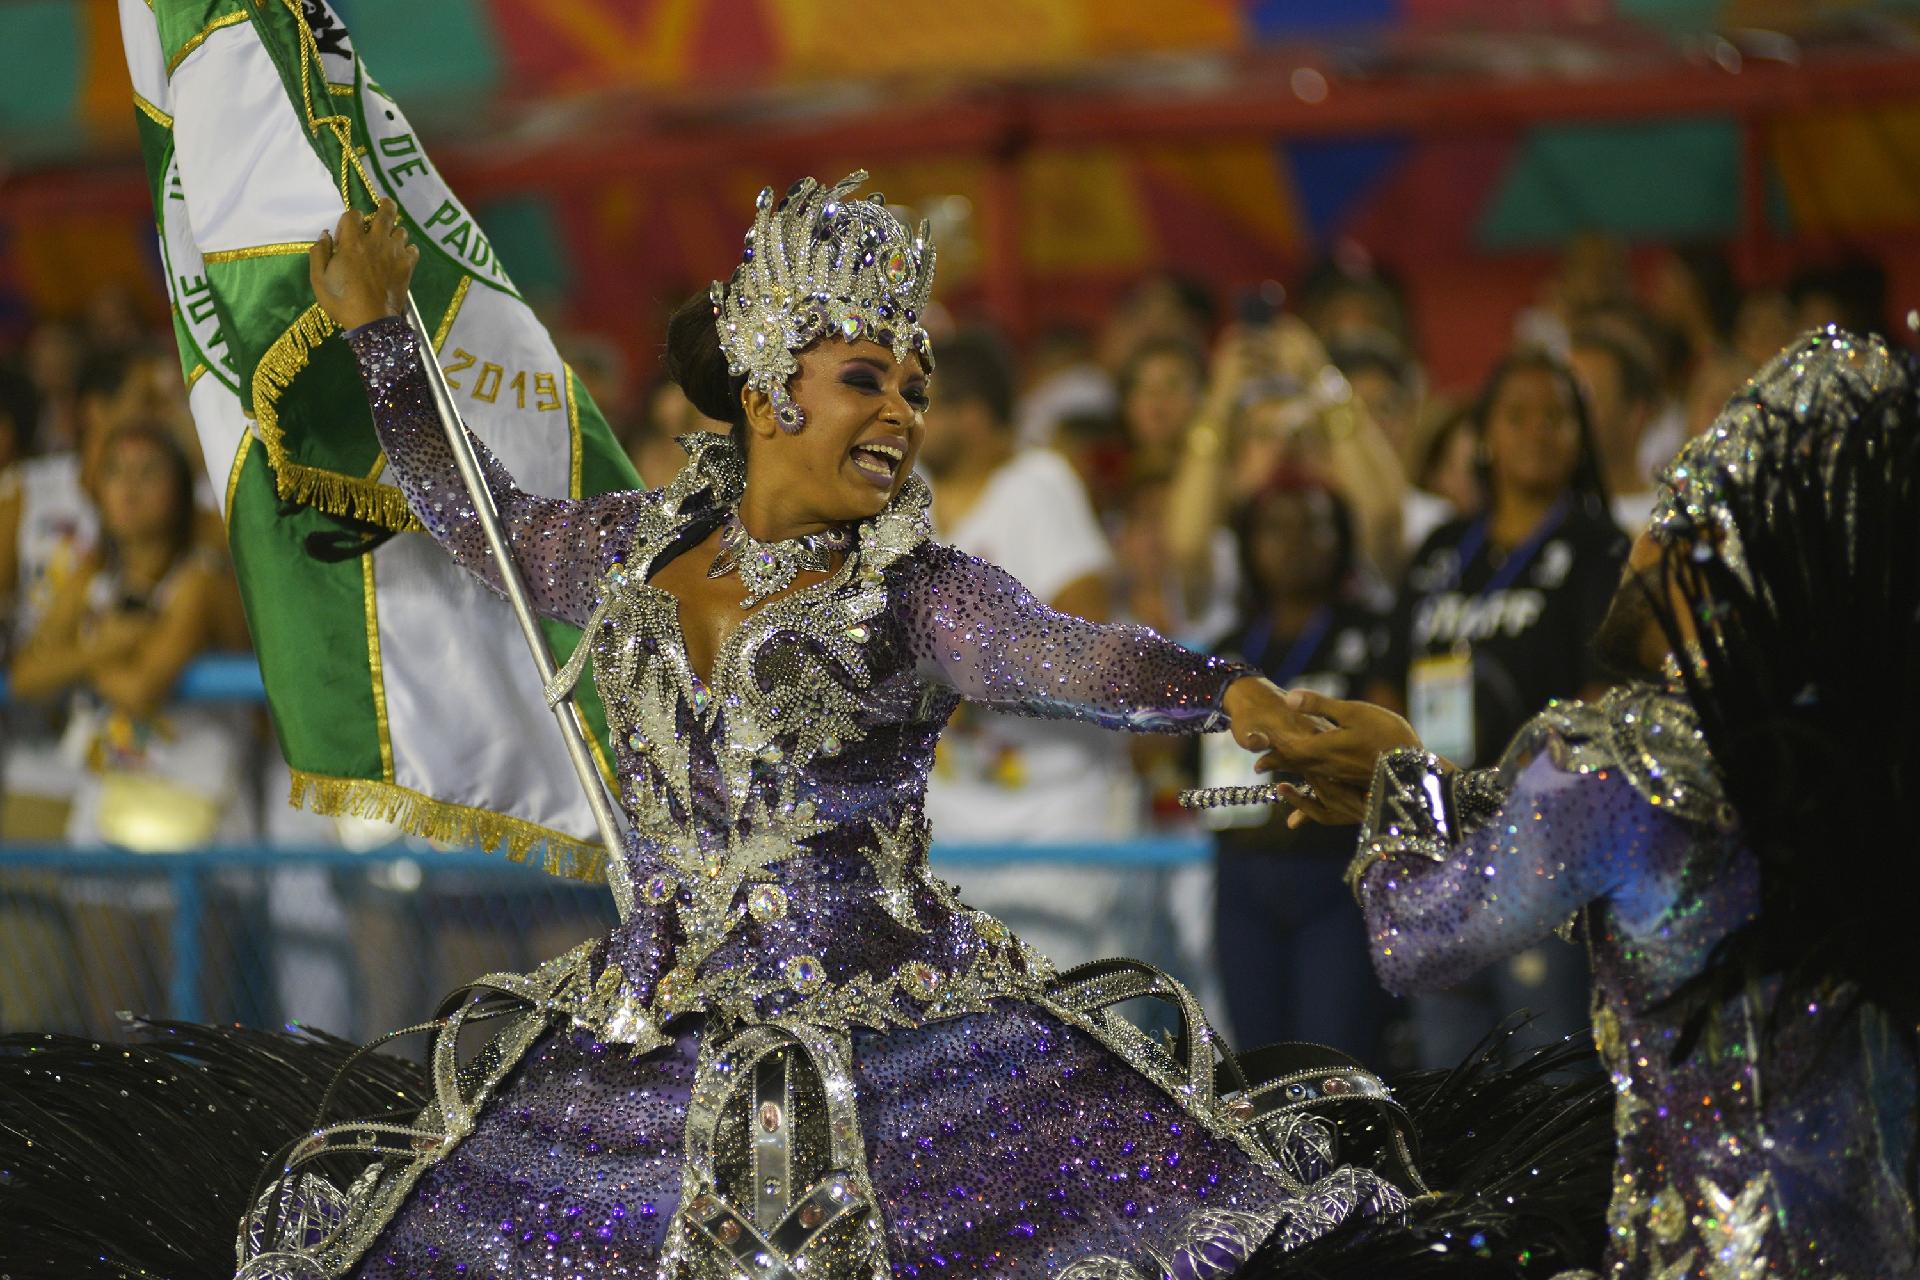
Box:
273;460;423;531
287;769;611;885
251;303;424;533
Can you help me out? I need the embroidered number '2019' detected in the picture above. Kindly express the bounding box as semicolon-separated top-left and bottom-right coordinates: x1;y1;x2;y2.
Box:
442;348;563;411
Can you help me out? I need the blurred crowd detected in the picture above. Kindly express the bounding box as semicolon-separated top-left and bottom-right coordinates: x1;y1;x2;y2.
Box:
0;289;255;849
0;236;1903;1058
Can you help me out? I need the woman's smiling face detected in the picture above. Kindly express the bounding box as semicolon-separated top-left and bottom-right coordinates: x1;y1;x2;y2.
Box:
742;337;932;526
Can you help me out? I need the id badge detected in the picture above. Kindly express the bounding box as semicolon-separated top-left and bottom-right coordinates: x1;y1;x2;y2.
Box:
1198;729;1269;830
1409;651;1475;766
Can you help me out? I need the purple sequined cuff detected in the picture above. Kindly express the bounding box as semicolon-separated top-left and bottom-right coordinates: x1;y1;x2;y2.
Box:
342;314;415;378
1207;659;1261;729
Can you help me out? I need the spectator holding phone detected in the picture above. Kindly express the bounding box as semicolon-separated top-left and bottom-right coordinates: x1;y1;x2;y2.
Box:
1165;299;1408;630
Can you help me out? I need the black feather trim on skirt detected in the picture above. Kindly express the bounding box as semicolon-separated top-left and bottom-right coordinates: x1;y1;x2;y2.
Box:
1244;1021;1613;1278
0;1019;432;1280
0;1017;1610;1280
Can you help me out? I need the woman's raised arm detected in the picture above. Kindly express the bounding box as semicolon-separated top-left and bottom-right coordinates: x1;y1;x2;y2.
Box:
315;200;650;627
342;316;648;627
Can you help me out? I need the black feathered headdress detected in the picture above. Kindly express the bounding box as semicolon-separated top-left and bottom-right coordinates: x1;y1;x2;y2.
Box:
1649;327;1920;1053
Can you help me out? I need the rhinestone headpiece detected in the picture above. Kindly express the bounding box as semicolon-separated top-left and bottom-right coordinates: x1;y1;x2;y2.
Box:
710;172;937;419
1651;326;1909;579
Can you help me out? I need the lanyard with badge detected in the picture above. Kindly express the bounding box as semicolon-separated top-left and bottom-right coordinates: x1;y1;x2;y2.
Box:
1408;499;1567;766
1199;606;1335;830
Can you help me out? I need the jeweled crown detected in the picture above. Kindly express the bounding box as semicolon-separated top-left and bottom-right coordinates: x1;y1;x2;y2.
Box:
710;171;937;401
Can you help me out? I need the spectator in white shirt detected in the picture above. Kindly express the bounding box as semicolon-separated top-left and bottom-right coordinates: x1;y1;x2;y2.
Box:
1014;325;1117;450
918;328;1163;974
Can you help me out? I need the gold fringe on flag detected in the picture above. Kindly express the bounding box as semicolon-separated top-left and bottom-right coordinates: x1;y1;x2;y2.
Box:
251;302;423;532
288;769;611;884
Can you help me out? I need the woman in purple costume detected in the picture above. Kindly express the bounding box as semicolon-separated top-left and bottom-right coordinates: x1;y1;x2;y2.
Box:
220;178;1418;1280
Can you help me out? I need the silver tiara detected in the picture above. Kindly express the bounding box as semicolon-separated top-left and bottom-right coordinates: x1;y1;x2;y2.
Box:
710;172;937;421
1652;326;1907;579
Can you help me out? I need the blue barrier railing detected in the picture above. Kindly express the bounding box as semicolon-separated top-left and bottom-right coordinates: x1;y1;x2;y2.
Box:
0;840;1212;872
5;654;1217;1024
0;837;1212;1023
0;652;265;706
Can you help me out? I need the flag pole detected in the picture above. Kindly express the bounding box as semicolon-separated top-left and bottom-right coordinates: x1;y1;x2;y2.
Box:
401;295;636;920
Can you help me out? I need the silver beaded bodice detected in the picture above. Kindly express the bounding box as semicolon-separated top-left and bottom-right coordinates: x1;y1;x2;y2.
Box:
237;317;1399;1280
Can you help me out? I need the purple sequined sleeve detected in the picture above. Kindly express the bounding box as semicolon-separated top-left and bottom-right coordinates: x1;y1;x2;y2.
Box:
1354;749;1686;994
900;542;1250;732
343;315;649;628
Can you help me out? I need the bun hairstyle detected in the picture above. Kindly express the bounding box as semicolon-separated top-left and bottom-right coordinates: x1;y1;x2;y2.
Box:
664;290;748;443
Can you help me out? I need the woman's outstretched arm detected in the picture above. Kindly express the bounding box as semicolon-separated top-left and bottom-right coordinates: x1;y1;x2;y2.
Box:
899;541;1305;747
1351;743;1690;994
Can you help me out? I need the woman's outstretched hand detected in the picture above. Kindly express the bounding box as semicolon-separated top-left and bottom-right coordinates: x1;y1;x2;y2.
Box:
1254;689;1428;829
1221;675;1322;758
309;197;418;332
1274;779;1371;829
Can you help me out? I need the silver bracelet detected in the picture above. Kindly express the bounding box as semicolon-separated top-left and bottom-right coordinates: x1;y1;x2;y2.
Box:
1177;782;1296;811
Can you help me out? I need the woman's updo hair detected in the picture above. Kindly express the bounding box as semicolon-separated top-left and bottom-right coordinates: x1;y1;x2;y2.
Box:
663;290;748;445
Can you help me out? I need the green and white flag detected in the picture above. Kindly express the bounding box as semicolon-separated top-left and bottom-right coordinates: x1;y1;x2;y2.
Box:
118;0;640;881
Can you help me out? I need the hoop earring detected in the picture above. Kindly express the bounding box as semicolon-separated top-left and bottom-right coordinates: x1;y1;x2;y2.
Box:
770;386;807;434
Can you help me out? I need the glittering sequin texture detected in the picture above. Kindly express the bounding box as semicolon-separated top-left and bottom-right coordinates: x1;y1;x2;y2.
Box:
1652;326;1906;583
235;318;1406;1280
1355;685;1919;1278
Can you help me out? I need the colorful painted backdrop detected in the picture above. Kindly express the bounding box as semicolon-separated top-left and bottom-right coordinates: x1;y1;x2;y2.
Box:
4;0;1918;388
